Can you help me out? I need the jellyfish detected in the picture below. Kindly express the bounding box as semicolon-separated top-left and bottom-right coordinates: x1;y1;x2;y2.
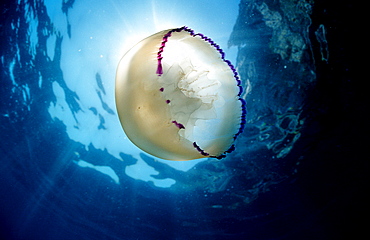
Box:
115;26;246;161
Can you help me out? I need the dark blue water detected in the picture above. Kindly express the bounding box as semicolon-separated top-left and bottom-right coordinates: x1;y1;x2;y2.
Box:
1;0;364;239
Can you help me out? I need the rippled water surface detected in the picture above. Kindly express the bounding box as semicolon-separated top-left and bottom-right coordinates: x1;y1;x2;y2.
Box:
0;1;363;239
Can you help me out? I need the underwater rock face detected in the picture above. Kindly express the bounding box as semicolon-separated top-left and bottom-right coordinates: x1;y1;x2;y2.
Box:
1;0;362;239
229;0;315;159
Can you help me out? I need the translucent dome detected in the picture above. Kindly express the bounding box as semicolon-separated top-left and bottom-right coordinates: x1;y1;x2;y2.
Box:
116;26;246;160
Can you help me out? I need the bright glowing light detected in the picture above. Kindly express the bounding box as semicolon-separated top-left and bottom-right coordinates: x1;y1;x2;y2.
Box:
46;0;240;186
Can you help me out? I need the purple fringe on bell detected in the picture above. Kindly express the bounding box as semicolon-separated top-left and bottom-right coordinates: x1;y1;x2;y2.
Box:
157;26;247;159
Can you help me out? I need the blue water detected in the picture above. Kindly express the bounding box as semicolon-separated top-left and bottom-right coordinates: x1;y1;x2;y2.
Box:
0;0;363;239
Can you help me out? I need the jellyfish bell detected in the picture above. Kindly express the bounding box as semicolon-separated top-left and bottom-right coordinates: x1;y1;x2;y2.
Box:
115;26;246;161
